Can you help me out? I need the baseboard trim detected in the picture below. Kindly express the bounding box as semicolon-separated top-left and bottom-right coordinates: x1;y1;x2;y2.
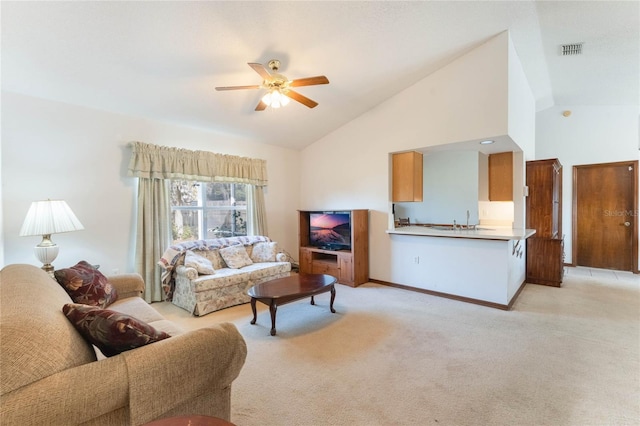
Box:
508;280;527;309
368;278;527;311
564;262;639;274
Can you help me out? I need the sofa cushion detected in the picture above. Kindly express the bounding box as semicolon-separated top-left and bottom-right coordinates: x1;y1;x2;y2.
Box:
219;244;253;269
54;260;118;308
144;319;185;337
243;261;292;281
184;250;215;275
191;268;252;293
109;296;167;324
199;249;226;270
63;303;171;357
250;241;278;263
106;297;184;349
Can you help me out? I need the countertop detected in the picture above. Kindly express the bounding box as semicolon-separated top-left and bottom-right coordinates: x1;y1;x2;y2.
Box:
386;225;536;241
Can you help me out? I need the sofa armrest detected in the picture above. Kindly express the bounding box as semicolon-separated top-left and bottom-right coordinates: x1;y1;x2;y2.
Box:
108;273;145;299
1;323;248;426
175;264;198;280
0;355;129;425
123;322;247;425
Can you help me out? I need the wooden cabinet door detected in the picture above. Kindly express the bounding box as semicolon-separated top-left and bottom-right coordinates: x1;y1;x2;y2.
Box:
526;238;563;286
312;261;339;277
392;152;423;202
489;152;513;201
526;159;561;239
338;254;354;284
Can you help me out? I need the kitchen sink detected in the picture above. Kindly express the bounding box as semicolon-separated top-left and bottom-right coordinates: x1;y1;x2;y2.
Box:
427;225;494;231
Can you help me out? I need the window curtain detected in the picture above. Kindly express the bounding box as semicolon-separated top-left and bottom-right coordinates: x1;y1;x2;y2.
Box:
135;178;171;302
127;141;268;185
247;185;268;236
128;141;269;302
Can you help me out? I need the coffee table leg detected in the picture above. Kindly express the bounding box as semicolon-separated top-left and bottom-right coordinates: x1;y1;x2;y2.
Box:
310;295;315;305
269;300;278;336
330;285;336;313
250;298;257;325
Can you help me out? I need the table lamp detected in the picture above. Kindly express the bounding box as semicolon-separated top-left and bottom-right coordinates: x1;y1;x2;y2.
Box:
20;199;84;276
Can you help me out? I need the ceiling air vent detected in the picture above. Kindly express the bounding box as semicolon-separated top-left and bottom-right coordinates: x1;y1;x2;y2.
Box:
561;43;583;56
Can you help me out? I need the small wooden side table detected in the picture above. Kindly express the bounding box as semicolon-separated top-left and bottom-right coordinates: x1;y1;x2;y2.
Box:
144;415;235;426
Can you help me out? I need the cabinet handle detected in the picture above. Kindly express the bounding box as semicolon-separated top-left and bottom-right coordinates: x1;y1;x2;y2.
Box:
624;222;631;227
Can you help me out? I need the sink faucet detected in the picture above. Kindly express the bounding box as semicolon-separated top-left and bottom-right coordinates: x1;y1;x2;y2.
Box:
465;210;476;230
453;220;458;230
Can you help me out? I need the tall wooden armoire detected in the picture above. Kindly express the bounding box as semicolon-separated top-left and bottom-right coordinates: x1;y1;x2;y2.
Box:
526;158;564;286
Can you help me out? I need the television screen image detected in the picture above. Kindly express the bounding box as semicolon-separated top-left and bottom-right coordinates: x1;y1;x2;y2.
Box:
309;212;351;250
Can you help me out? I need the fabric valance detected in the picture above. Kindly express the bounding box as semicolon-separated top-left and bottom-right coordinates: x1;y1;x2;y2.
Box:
128;141;268;186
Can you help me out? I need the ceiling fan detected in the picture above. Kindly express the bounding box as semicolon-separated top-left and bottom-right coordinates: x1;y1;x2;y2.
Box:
215;59;329;111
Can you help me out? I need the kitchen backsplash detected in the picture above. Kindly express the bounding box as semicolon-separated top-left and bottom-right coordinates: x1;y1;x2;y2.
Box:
478;201;514;227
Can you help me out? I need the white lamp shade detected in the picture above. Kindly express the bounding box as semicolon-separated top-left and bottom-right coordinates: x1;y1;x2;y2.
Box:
20;200;84;237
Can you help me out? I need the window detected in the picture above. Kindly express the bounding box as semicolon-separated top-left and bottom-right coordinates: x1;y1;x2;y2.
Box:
170;180;247;243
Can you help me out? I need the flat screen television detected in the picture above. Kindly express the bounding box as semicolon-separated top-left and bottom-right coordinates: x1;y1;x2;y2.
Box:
309;211;351;251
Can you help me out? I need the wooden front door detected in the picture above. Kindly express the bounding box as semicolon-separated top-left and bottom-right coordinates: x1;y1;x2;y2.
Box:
573;161;638;271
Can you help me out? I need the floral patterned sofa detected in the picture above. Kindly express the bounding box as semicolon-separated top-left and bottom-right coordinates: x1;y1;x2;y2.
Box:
159;236;291;316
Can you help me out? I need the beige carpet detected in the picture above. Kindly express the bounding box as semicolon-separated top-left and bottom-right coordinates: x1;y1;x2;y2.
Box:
153;268;640;426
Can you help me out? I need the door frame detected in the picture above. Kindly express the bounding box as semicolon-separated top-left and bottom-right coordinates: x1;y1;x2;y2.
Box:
572;160;638;273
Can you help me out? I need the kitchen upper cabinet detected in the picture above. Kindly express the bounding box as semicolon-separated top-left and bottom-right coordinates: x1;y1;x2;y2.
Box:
392;151;423;202
488;151;513;201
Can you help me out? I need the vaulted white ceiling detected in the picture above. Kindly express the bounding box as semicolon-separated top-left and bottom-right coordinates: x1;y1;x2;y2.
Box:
2;1;638;150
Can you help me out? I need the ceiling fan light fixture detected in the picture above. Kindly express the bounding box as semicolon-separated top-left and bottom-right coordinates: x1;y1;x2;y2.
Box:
215;60;328;111
262;89;290;108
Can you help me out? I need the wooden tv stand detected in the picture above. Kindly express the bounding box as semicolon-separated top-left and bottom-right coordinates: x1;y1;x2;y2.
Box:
298;210;369;287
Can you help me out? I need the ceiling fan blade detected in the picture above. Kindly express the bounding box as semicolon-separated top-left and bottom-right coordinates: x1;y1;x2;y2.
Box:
255;100;268;111
289;76;330;87
285;90;318;108
248;62;272;80
215;85;261;91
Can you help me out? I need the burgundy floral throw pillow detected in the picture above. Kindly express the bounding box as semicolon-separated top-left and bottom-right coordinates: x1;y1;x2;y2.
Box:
62;303;171;357
54;261;118;308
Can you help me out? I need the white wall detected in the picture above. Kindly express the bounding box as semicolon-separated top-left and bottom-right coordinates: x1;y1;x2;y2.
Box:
0;132;3;266
507;34;536;230
536;105;640;266
301;32;517;283
507;35;536;161
1;92;300;274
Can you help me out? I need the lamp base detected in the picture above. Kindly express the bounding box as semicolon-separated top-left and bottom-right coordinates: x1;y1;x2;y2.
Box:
41;263;55;278
34;244;59;279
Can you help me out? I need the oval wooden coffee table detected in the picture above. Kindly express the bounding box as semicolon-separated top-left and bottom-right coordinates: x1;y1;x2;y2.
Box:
248;273;337;336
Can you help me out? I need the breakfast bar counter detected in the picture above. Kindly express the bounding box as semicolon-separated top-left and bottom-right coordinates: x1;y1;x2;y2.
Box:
387;225;535;240
385;226;536;309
